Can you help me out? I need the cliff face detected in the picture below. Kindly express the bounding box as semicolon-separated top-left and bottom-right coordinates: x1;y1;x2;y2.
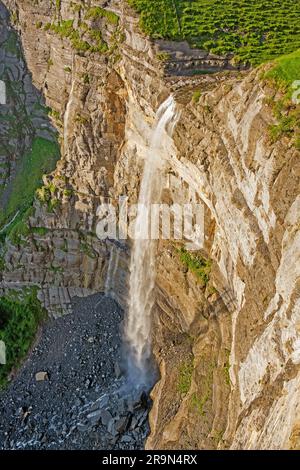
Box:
1;0;300;450
1;0;131;314
0;3;58;223
149;71;300;449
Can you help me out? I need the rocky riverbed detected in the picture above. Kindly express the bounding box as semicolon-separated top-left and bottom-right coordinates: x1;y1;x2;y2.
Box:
0;293;151;450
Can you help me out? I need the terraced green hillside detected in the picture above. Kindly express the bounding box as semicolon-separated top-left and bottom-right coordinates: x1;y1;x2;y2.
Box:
128;0;300;65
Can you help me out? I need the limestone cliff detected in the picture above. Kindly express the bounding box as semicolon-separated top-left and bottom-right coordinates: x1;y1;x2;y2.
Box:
0;0;299;450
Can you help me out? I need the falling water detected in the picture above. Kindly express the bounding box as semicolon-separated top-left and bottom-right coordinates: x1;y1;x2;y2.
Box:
105;244;120;298
125;96;178;389
63;78;75;153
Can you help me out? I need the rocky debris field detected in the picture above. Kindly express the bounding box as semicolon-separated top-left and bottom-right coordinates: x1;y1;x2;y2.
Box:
0;293;151;450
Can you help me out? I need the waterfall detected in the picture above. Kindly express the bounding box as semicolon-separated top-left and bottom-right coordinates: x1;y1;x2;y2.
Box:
124;96;178;388
105;244;120;298
64;78;75;153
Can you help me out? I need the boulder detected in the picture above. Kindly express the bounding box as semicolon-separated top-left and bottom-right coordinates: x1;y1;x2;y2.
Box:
35;371;49;382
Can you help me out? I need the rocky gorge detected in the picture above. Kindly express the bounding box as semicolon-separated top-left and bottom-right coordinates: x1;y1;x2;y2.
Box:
0;0;300;451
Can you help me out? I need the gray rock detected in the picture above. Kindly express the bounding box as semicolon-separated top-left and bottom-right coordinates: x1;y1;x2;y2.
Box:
130;416;138;430
87;409;102;424
85;378;91;388
77;422;91;433
137;410;148;426
35;371;49;382
121;435;134;444
107;418;119;436
89;394;109;412
126;391;148;412
108;435;119;446
100;409;112;426
75;398;83;407
114;361;122;379
99;394;109;408
115;415;130;434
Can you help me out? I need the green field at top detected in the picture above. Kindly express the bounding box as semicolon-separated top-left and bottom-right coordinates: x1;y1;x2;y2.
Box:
128;0;300;65
265;49;300;86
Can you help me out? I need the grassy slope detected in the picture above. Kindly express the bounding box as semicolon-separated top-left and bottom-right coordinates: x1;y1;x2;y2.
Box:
128;0;300;65
128;1;300;147
266;49;300;85
264;50;300;148
0;137;60;228
0;289;46;389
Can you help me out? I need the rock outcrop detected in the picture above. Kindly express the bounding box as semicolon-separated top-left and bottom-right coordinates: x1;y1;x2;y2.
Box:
0;0;299;450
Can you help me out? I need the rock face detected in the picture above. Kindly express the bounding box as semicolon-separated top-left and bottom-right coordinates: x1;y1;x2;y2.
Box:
0;0;300;450
148;71;300;450
0;2;57;215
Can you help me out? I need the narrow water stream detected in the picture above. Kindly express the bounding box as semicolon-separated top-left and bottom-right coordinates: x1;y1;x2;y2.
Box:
125;96;179;388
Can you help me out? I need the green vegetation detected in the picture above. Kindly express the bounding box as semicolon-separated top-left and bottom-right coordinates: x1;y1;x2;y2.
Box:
0;255;5;271
156;52;171;62
177;359;194;394
128;0;300;65
264;50;300;148
31;227;49;236
47;19;75;37
192;90;201;104
80;242;97;259
85;6;119;25
211;429;225;445
0;289;46;389
10;10;17;25
190;361;215;416
223;349;231;386
63;189;73;197
191;392;209;416
269;107;300;145
45;19;108;53
7;213;30;246
0;207;34;246
72;4;82;14
178;247;211;285
266;49;300;86
49;264;63;274
49;108;61;123
36;183;61;213
82;73;90;84
4;31;20;57
0;137;60;230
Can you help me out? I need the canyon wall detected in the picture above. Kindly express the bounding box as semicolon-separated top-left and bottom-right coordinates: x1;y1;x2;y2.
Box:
1;0;300;449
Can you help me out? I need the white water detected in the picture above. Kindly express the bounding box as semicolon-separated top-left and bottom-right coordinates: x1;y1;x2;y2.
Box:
105;244;120;298
125;96;178;388
64;78;75;153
